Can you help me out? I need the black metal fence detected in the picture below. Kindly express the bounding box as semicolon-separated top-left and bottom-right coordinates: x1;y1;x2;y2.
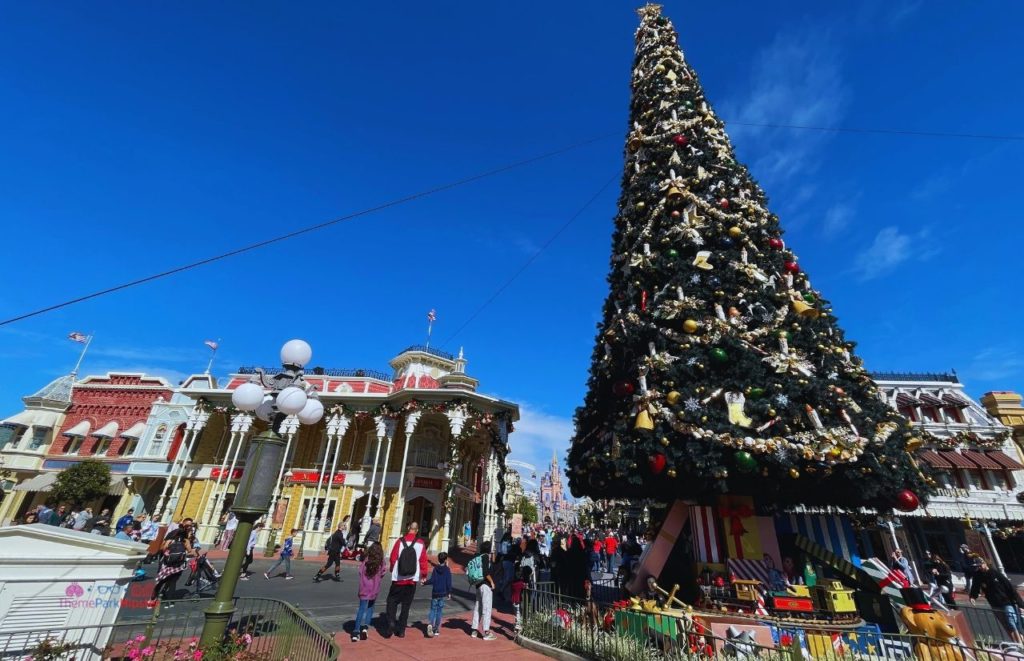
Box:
0;597;338;660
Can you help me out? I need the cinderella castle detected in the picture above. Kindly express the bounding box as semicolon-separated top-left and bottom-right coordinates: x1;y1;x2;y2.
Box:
539;451;572;524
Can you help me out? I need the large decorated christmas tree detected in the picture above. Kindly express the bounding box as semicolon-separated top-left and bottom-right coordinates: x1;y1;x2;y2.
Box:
567;4;930;511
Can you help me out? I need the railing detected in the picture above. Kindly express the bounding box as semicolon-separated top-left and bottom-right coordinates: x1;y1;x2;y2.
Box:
238;366;391;381
400;345;455;361
870;371;960;383
0;596;338;661
522;585;1010;660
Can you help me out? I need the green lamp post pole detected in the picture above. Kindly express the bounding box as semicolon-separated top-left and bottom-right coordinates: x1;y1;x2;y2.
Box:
199;339;324;649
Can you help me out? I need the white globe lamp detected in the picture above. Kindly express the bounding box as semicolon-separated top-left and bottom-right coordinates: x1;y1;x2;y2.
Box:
280;339;312;368
276;386;308;415
231;382;264;411
297;398;324;425
254;397;275;423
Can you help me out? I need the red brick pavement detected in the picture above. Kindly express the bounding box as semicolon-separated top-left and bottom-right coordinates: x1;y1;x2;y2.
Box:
333;608;544;660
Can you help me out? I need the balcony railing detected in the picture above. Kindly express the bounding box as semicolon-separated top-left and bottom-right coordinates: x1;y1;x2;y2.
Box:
237;366;391;381
401;345;455;361
870;370;960;383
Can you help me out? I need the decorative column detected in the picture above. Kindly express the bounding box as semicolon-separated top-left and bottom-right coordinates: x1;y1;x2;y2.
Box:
374;416;397;519
201;413;252;543
477;449;494;548
359;417;385;535
492;419;510;543
320;413;350;532
261;415;299;546
155;405;210;523
440;405;468;551
388;411;422;545
302;416;339;552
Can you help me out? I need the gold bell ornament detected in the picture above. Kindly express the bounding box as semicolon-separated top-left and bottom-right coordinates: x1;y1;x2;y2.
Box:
790;299;820;319
635;407;655;431
666;186;684;205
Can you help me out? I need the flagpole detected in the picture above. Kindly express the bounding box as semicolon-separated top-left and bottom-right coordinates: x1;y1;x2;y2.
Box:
71;333;93;377
426;319;433;350
205;338;221;375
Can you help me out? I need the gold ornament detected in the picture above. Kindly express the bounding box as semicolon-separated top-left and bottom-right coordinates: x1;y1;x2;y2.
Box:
683;319;699;333
728;226;742;238
660;437;670;447
692;251;714;270
666;186;683;204
636;201;646;211
767;408;777;417
666;391;681;405
791;300;820;319
667;468;677;478
905;437;923;452
727;306;741;318
655;64;666;74
635;409;654;431
789;468;800;479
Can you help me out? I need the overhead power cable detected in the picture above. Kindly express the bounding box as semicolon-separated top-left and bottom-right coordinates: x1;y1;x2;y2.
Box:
0;132;618;328
439;172;619;348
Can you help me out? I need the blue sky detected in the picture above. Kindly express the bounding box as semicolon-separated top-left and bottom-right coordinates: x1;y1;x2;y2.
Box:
1;2;1022;495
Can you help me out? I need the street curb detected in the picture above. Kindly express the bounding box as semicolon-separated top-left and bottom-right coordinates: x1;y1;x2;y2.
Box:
516;634;590;661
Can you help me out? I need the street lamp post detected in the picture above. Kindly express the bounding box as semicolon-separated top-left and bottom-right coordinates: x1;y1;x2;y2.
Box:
199;339;324;648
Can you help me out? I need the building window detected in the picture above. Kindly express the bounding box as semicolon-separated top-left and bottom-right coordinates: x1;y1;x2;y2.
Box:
149;424;168;456
410;438;444;469
0;425;25;449
943;407;963;423
898;406;917;421
987;471;1010;491
920;406;940;423
362;432;381;466
962;469;987;490
64;436;85;455
28;427;50;450
300;497;337;533
94;437;113;456
119;438;138;456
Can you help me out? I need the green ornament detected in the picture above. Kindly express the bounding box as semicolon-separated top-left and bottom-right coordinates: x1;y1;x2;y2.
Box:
777;330;789;339
735;450;757;473
749;387;765;399
711;348;728;363
667;248;679;259
802;292;816;303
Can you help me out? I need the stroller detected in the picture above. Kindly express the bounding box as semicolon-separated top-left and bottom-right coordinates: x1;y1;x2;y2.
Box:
186;552;221;595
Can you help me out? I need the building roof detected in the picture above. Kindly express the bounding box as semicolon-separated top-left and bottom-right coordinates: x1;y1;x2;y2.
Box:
871;371;960;384
24;374;75;406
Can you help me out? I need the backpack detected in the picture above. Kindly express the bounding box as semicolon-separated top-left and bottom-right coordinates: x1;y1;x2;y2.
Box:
165;540;187;567
467;554;484;585
397;539;418;577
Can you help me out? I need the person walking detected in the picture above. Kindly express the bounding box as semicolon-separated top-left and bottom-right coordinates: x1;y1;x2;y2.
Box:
468;540;497;640
424;552;453;638
363;517;382;546
604;531;618;574
240;524;261;580
383;521;429;639
353;542;387;642
923;550;957;609
219;513;238;550
511;567;529;632
148;527;193;608
959;544;983;595
971;560;1024;644
463;520;473;548
264;528;297;580
315;522;348;582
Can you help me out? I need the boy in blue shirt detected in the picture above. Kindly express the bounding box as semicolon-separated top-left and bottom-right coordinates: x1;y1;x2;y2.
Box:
265;528;297;580
424;552;452;638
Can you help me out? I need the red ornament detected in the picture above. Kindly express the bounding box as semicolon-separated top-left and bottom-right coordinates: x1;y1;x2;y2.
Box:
649;453;667;475
768;238;784;250
673;134;688;146
783;261;800;274
713;575;725;588
719;198;730;209
612;381;635;397
895;489;920;512
641;289;648;311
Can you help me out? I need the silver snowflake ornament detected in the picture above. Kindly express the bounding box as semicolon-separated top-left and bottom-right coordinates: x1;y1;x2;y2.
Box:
684;397;702;412
690;274;701;284
774;394;790;407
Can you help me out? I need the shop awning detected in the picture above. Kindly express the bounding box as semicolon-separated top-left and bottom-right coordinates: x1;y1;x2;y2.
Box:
107;475;128;496
2;409;61;428
12;472;57;492
939;450;977;469
919;393;944;407
988;450;1024;471
120;422;146;439
919;450;953;469
896;393;919;407
92;421;119;438
942;393;971;407
63;420;91;437
963;450;1002;470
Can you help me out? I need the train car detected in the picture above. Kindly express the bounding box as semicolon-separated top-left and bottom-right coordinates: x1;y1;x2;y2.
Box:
768;585;815;615
812;581;858;616
697;579;862;626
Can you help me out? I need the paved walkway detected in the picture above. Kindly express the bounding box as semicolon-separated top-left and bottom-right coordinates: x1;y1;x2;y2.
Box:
333;608;543;660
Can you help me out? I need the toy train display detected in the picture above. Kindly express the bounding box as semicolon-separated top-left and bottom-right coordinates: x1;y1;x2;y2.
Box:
698;579;862;625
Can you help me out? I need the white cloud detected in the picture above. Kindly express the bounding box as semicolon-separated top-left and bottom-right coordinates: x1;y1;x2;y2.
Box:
720;27;849;188
964;347;1024;383
821;202;855;238
851;226;940;281
85;363;190;386
506;402;574;497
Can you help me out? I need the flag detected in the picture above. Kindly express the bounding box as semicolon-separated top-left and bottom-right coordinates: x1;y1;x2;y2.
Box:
427;309;437;322
204;340;219;351
68;332;88;344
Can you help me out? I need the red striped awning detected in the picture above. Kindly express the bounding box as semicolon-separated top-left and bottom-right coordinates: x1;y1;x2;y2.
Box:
988;450;1024;471
939;450;977;469
962;450;1002;470
896;393;919;407
919;450;953;469
942;393;971;407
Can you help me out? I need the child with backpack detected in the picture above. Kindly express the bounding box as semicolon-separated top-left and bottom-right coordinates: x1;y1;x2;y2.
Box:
511;566;531;632
148;528;193;608
265;528;297;580
468;540;497;641
425;552;453;638
352;542;387;642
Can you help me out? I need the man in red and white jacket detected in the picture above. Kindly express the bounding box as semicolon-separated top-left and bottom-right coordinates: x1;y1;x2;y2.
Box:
384;521;429;638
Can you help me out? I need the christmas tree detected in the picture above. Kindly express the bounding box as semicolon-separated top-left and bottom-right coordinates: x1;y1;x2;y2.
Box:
567;4;930;511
